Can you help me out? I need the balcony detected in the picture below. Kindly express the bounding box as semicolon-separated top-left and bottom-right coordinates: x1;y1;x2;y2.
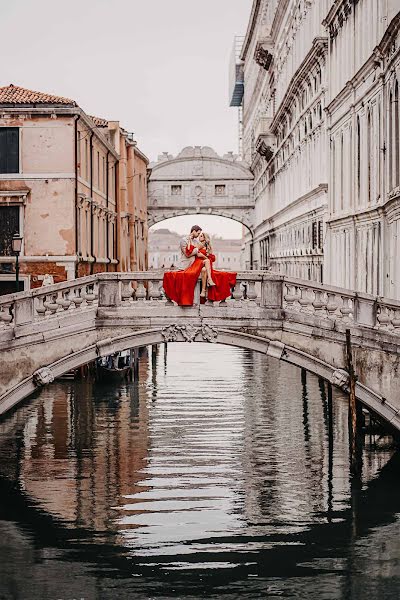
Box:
229;36;245;107
254;117;276;160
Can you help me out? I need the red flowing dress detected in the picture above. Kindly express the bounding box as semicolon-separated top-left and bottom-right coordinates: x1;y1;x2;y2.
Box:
163;246;237;306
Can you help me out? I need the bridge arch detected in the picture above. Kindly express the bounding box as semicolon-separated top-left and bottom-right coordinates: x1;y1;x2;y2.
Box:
2;327;398;436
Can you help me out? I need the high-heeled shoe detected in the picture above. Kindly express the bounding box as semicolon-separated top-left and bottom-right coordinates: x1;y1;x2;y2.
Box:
207;280;216;287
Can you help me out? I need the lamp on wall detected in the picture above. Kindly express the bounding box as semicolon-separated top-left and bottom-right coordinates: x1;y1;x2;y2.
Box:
11;234;23;292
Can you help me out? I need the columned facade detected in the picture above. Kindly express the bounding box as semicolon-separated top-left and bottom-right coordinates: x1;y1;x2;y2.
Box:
325;1;400;298
236;0;400;295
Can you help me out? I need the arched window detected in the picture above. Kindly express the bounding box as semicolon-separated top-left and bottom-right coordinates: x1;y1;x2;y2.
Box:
389;89;393;189
367;109;372;204
395;80;399;188
340;132;344;210
356;115;361;204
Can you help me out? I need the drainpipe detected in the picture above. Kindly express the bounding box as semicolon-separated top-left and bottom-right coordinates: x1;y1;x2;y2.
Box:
106;150;110;272
114;160;119;267
74;114;80;278
90;132;94;274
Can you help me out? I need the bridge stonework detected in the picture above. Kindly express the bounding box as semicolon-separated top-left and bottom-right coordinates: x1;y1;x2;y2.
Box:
1;272;400;434
148;147;255;232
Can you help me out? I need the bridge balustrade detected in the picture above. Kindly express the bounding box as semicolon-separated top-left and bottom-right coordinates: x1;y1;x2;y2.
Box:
1;272;400;334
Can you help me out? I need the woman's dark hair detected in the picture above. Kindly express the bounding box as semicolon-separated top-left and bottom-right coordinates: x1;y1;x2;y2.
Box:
190;225;202;233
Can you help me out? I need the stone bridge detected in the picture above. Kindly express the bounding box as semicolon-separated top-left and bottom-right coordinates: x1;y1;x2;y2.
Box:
148;146;255;233
1;272;400;434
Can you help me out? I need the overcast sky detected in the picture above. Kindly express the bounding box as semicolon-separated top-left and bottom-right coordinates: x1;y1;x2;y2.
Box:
2;0;252;238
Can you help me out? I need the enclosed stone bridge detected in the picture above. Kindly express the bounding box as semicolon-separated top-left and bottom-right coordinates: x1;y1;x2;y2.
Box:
148;146;255;233
1;273;400;432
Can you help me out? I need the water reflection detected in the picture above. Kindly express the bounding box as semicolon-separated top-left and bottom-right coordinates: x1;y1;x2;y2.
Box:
0;343;399;599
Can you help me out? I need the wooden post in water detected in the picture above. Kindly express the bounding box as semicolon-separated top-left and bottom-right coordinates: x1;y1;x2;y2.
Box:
327;381;334;521
152;344;157;367
129;348;134;381
345;328;363;477
133;347;140;382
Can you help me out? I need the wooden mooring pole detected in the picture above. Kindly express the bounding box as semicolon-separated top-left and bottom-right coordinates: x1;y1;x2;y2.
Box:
345;328;363;477
133;347;140;382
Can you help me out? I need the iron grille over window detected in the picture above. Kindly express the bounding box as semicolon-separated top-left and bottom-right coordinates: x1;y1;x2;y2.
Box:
0;206;20;255
215;185;226;196
171;185;182;196
0;128;19;174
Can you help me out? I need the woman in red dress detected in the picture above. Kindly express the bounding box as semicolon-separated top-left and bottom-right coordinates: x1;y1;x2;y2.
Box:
198;233;237;303
162;231;236;306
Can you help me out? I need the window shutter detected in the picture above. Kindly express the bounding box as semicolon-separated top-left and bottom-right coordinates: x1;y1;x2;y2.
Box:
6;128;19;173
0;128;19;174
0;129;7;173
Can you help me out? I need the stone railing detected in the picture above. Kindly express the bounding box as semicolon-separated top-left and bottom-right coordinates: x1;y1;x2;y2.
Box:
0;275;99;331
281;276;400;332
1;271;400;335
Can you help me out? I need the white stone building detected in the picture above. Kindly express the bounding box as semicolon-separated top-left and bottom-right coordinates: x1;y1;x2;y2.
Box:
232;0;400;296
148;228;243;271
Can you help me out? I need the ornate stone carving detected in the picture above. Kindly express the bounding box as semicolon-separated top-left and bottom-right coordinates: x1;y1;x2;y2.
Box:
33;367;54;386
330;368;349;389
254;42;273;71
161;324;218;343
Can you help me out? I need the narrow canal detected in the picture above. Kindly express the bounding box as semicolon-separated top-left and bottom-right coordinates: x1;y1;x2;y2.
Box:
0;344;399;600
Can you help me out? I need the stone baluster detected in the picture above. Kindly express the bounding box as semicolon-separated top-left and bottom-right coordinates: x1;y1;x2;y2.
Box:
135;280;147;301
149;280;162;301
71;287;84;310
35;296;47;318
43;294;59;314
312;290;327;316
340;296;353;323
376;306;391;329
121;281;133;304
232;282;243;303
56;290;72;311
0;303;13;326
246;281;258;306
391;309;400;329
326;293;339;319
298;286;312;313
84;285;96;305
284;284;298;308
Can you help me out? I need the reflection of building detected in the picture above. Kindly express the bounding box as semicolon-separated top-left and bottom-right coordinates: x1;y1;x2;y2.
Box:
0;85;148;295
148;228;242;270
16;370;150;537
234;1;400;295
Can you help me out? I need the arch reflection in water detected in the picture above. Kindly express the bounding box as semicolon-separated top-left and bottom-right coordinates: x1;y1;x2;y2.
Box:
0;343;399;600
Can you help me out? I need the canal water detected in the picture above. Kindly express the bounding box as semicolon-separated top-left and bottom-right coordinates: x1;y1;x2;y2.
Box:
0;344;399;600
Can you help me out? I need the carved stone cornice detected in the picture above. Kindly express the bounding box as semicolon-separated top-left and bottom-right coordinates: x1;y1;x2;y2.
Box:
271;37;328;132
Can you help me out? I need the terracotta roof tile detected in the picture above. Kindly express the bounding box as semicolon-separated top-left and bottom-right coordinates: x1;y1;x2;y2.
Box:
88;115;109;127
0;84;77;106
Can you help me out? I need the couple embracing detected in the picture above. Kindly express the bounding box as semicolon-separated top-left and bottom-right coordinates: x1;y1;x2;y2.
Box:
162;225;237;306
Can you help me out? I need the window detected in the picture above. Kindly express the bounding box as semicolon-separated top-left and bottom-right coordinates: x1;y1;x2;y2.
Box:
312;221;318;249
318;221;323;248
171;185;182;195
215;185;226;196
356;116;361;203
0;206;20;255
0;128;19;174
